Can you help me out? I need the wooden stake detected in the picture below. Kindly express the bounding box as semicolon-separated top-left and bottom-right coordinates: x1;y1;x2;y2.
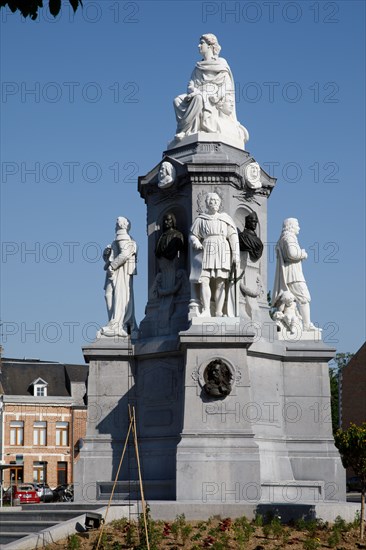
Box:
130;405;150;550
361;489;365;541
95;415;133;550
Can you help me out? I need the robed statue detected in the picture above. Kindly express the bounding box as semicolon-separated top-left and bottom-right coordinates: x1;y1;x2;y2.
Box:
172;34;249;149
100;217;137;337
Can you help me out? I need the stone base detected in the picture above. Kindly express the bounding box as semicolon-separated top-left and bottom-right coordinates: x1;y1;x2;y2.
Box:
167;132;245;152
147;501;359;522
75;436;178;502
76;332;346;507
65;501;357;523
276;326;322;341
177;433;261;502
190;316;241;325
260;481;324;503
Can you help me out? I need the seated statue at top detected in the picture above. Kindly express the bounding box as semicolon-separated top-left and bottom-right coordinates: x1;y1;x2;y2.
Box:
172;34;249;148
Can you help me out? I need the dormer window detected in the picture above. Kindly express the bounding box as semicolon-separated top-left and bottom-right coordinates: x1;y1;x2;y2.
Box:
30;378;48;397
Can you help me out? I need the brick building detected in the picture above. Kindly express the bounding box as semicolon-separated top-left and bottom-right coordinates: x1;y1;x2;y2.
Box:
0;357;88;488
340;342;366;429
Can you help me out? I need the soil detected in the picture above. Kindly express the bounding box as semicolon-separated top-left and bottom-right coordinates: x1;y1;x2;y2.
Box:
45;514;365;550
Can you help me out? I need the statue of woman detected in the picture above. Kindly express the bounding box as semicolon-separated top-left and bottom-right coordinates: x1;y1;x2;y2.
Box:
172;34;249;148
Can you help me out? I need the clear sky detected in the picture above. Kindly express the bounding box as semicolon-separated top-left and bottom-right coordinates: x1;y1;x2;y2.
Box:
1;0;365;364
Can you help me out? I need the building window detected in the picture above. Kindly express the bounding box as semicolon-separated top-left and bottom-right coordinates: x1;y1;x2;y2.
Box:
31;377;48;397
10;421;24;446
56;422;69;446
33;421;47;446
57;462;68;485
33;462;45;482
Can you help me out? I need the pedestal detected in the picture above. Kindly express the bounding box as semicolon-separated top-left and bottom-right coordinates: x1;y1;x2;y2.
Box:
177;321;261;502
74;338;133;502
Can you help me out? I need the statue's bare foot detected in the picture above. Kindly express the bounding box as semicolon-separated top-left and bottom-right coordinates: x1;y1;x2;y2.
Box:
215;311;223;317
304;323;320;331
175;132;185;141
200;309;211;317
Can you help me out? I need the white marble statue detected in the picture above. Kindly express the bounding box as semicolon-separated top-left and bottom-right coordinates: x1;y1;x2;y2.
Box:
245;162;262;189
158;161;176;189
272;218;317;331
272;290;303;334
190;192;240;317
172;34;249;148
100;216;137;337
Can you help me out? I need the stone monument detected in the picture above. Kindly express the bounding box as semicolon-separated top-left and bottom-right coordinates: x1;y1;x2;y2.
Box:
75;34;346;511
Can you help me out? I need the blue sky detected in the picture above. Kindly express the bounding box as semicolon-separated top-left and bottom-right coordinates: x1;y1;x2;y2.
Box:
1;0;365;363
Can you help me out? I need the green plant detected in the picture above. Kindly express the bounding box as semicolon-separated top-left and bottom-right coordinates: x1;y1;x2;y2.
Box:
270;516;284;539
282;529;290;544
264;510;275;523
333;515;349;532
304;519;318;537
138;507;164;550
260;516;283;540
253;513;263;526
149;523;164;550
181;524;193;545
92;532;109;550
170;513;191;546
171;521;180;541
110;518;128;532
176;513;187;526
315;518;328;530
351;510;361;528
218;531;230;544
234;515;254;541
334;423;366;540
327;528;341;547
303;537;320;550
233;529;247;549
67;534;81;550
295;518;307;531
262;523;272;539
125;521;137;547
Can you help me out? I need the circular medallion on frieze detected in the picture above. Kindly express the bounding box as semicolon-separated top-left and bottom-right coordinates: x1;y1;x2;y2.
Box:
203;358;233;398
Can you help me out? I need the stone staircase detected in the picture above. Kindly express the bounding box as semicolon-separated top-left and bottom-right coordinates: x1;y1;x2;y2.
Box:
0;504;131;548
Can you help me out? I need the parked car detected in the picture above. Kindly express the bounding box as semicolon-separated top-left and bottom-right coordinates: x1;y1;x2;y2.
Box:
53;483;74;502
33;483;54;502
3;484;41;505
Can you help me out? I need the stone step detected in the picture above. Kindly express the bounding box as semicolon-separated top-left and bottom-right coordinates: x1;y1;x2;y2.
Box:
97;480;175;500
0;532;33;545
0;521;60;533
25;503;106;511
0;510;82;522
